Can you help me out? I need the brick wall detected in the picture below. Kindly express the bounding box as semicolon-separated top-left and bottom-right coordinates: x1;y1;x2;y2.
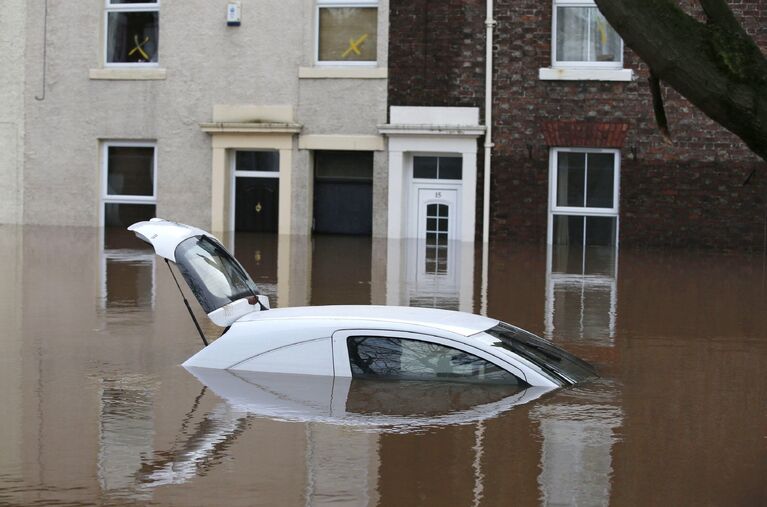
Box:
389;0;767;250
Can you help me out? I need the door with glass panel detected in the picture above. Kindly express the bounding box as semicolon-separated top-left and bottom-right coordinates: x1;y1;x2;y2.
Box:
232;151;279;233
416;187;458;273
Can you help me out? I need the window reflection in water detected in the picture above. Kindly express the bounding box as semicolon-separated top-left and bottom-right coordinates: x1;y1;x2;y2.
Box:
545;242;618;345
100;228;155;309
531;402;623;506
98;376;157;501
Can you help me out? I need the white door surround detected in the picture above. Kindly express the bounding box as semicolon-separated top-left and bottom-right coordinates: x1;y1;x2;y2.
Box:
379;106;485;242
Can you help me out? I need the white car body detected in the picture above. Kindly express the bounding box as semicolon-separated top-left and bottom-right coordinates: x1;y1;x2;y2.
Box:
128;219;597;389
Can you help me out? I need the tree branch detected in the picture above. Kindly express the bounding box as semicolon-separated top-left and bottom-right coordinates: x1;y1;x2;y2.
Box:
594;0;767;162
649;71;673;145
698;0;742;30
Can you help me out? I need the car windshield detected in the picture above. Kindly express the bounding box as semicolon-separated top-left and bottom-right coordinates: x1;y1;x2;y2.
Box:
485;322;597;385
174;236;260;313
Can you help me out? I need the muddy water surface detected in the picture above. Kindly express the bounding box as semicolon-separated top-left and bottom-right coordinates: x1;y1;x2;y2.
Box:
0;226;765;506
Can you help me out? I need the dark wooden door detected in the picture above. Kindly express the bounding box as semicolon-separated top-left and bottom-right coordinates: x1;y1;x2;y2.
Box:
235;177;279;232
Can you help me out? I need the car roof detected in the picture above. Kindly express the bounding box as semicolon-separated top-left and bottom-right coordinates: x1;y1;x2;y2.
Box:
237;305;500;337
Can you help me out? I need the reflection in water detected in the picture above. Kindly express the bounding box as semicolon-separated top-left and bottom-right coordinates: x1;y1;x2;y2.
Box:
546;243;618;345
531;397;622;506
1;226;766;505
98;375;157;501
185;367;552;431
386;239;474;312
101;228;156;309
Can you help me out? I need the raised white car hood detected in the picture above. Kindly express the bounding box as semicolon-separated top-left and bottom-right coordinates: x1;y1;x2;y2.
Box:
127;218;216;262
128;218;268;327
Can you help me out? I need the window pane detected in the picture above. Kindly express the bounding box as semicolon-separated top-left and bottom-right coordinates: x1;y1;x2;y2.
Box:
347;336;523;384
586;153;615;208
413;157;438;179
591;10;621;62
236;151;279;172
107;12;158;63
174;236;260;314
107;146;154;196
318;8;377;62
556;7;589;61
553;215;616;247
438;157;462;179
104;203;156;228
585;216;616;247
553;214;584;246
315;150;373;180
556;152;585;207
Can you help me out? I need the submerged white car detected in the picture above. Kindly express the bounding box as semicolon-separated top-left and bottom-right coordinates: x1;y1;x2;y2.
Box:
128;219;597;389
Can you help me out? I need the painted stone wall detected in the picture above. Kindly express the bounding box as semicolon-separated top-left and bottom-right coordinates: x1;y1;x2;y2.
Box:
0;0;26;224
389;0;767;250
18;0;388;230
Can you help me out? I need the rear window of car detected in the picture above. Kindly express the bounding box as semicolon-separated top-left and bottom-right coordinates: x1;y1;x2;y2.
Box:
485;323;597;384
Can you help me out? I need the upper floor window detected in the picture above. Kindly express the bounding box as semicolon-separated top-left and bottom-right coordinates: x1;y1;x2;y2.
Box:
316;0;378;65
553;0;622;68
106;0;159;65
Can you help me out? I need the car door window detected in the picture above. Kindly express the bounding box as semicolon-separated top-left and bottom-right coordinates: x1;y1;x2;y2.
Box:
347;336;525;385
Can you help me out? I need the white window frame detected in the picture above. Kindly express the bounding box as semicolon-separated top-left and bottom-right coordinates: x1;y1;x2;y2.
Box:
551;0;623;70
104;0;160;68
546;147;620;245
101;141;158;227
315;0;379;67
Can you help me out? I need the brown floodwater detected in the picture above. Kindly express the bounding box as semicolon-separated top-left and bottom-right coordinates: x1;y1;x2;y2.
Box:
0;225;765;506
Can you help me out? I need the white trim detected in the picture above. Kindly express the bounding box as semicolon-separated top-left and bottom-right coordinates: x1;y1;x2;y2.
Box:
315;1;379;66
100;141;158;227
89;68;167;80
538;67;633;81
298;66;386;79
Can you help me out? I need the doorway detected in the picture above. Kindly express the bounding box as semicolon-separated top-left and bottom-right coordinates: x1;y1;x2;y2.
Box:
313;150;373;235
232;150;279;233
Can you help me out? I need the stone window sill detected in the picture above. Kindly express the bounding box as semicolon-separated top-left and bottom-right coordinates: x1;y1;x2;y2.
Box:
89;68;167;80
538;67;633;82
298;67;387;79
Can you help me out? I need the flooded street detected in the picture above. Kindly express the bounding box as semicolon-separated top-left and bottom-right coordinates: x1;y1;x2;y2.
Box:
0;225;765;506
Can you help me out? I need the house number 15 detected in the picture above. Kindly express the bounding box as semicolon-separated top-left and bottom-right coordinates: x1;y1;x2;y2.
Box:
435;192;442;198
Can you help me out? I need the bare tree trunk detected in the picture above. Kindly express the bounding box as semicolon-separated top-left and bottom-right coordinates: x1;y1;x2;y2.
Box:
594;0;767;162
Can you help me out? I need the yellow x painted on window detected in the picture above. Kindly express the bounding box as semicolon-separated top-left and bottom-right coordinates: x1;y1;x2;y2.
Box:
341;33;368;59
128;34;151;61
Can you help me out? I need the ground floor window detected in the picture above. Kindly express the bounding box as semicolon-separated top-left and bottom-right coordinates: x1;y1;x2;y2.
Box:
546;148;619;344
548;148;619;251
102;142;157;227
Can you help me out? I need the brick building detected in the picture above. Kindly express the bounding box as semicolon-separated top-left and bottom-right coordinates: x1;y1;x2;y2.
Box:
388;0;767;251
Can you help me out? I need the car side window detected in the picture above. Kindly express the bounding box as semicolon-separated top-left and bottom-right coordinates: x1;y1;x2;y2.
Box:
347;336;525;385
